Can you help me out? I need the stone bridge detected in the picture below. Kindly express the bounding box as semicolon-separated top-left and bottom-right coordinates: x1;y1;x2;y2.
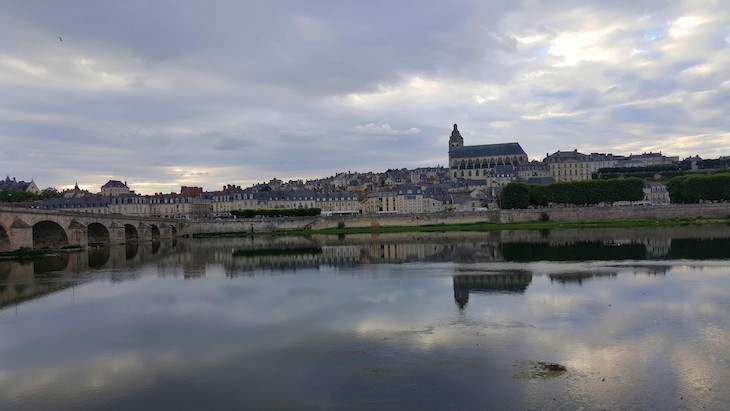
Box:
0;207;186;251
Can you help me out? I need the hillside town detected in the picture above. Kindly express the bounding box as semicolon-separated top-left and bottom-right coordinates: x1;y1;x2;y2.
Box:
2;124;727;219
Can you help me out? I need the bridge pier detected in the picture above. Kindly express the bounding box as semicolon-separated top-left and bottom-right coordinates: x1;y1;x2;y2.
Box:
137;223;152;242
159;225;175;240
67;220;88;249
9;218;33;250
109;222;127;245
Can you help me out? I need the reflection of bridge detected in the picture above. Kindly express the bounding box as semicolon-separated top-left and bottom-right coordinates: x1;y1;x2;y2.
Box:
1;241;179;310
0;207;184;251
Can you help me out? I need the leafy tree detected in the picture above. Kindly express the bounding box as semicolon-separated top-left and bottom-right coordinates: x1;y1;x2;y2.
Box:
667;173;730;203
500;178;644;208
498;183;530;209
39;187;62;199
528;184;550;206
0;190;38;203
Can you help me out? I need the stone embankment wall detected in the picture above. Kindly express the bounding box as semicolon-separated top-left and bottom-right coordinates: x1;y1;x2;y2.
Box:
186;204;730;235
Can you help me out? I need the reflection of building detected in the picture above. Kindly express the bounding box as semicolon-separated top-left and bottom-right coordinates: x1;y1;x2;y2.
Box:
643;237;671;259
453;273;532;310
632;266;669;276
548;271;617;286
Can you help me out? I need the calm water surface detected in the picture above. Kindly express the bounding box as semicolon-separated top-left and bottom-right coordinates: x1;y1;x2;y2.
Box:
1;227;730;410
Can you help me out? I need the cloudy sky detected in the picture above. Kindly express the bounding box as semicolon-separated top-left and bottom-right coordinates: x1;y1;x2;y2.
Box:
2;0;729;194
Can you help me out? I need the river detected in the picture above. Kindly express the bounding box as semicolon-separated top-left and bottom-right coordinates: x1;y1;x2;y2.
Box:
1;226;729;410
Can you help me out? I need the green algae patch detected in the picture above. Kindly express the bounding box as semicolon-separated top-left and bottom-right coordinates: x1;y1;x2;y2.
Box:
512;361;568;380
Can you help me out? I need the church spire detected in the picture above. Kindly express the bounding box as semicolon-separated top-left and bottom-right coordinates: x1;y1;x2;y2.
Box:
449;123;464;152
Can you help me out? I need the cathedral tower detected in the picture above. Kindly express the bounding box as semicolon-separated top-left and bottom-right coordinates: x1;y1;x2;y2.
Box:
448;124;464;152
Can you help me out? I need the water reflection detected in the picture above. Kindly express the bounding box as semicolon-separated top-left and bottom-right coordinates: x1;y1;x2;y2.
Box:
0;241;179;310
1;227;730;410
453;271;532;309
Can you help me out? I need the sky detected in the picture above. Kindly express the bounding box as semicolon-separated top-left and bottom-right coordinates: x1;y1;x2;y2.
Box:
1;0;729;195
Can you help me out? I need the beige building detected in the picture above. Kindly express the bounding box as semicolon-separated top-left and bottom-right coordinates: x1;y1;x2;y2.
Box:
587;153;619;174
396;186;424;214
109;194;149;216
101;180;131;197
316;192;360;215
516;161;550;180
544;150;591;182
364;190;398;214
643;182;670;205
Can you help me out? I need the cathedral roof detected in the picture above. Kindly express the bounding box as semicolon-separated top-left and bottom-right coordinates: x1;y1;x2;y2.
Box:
450;143;526;159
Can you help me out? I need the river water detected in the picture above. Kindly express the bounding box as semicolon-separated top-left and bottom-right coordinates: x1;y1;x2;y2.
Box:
1;226;730;410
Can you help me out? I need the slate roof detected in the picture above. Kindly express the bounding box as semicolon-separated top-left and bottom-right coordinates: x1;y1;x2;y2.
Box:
526;177;555;186
397;185;422;195
0;176;33;192
495;165;515;176
102;180;128;188
450;143;526;159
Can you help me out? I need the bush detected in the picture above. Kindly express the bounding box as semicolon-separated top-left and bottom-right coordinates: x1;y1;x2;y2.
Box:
337;221;345;229
539;212;550;222
231;208;321;218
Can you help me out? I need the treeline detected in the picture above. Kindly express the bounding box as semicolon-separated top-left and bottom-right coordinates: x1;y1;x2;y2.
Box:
666;174;730;203
231;208;321;218
0;188;63;203
594;159;730;180
498;178;645;209
597;164;689;174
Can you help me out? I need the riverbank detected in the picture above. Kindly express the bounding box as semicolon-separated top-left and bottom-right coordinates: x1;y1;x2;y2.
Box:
186;203;730;238
0;245;85;260
192;215;730;238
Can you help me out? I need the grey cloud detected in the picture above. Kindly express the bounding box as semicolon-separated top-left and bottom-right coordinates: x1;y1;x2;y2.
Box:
1;0;729;192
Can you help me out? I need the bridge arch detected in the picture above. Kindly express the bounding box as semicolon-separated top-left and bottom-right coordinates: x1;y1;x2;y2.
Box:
88;223;110;245
124;224;138;242
33;221;69;249
0;224;10;252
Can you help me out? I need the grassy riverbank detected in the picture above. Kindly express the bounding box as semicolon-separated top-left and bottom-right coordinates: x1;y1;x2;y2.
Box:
192;216;730;238
0;247;57;259
0;245;86;259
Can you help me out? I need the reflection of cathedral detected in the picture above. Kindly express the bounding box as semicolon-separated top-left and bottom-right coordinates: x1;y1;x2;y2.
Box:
453;273;532;310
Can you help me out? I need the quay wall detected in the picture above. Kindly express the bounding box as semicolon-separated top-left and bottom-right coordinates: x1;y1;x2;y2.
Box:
187;204;730;235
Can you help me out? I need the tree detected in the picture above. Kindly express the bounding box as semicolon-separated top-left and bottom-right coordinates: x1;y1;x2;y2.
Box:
39;187;62;199
498;183;531;209
667;173;730;203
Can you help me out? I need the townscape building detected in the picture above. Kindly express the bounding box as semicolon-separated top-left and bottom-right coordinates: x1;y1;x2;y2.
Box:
1;176;40;194
5;123;705;218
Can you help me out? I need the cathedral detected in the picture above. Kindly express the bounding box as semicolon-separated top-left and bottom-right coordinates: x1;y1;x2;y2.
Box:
448;124;528;180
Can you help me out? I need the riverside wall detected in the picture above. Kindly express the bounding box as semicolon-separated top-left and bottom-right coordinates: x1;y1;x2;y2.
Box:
186;203;730;235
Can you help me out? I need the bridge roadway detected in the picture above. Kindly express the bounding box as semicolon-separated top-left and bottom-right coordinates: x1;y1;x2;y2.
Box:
0;206;186;251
